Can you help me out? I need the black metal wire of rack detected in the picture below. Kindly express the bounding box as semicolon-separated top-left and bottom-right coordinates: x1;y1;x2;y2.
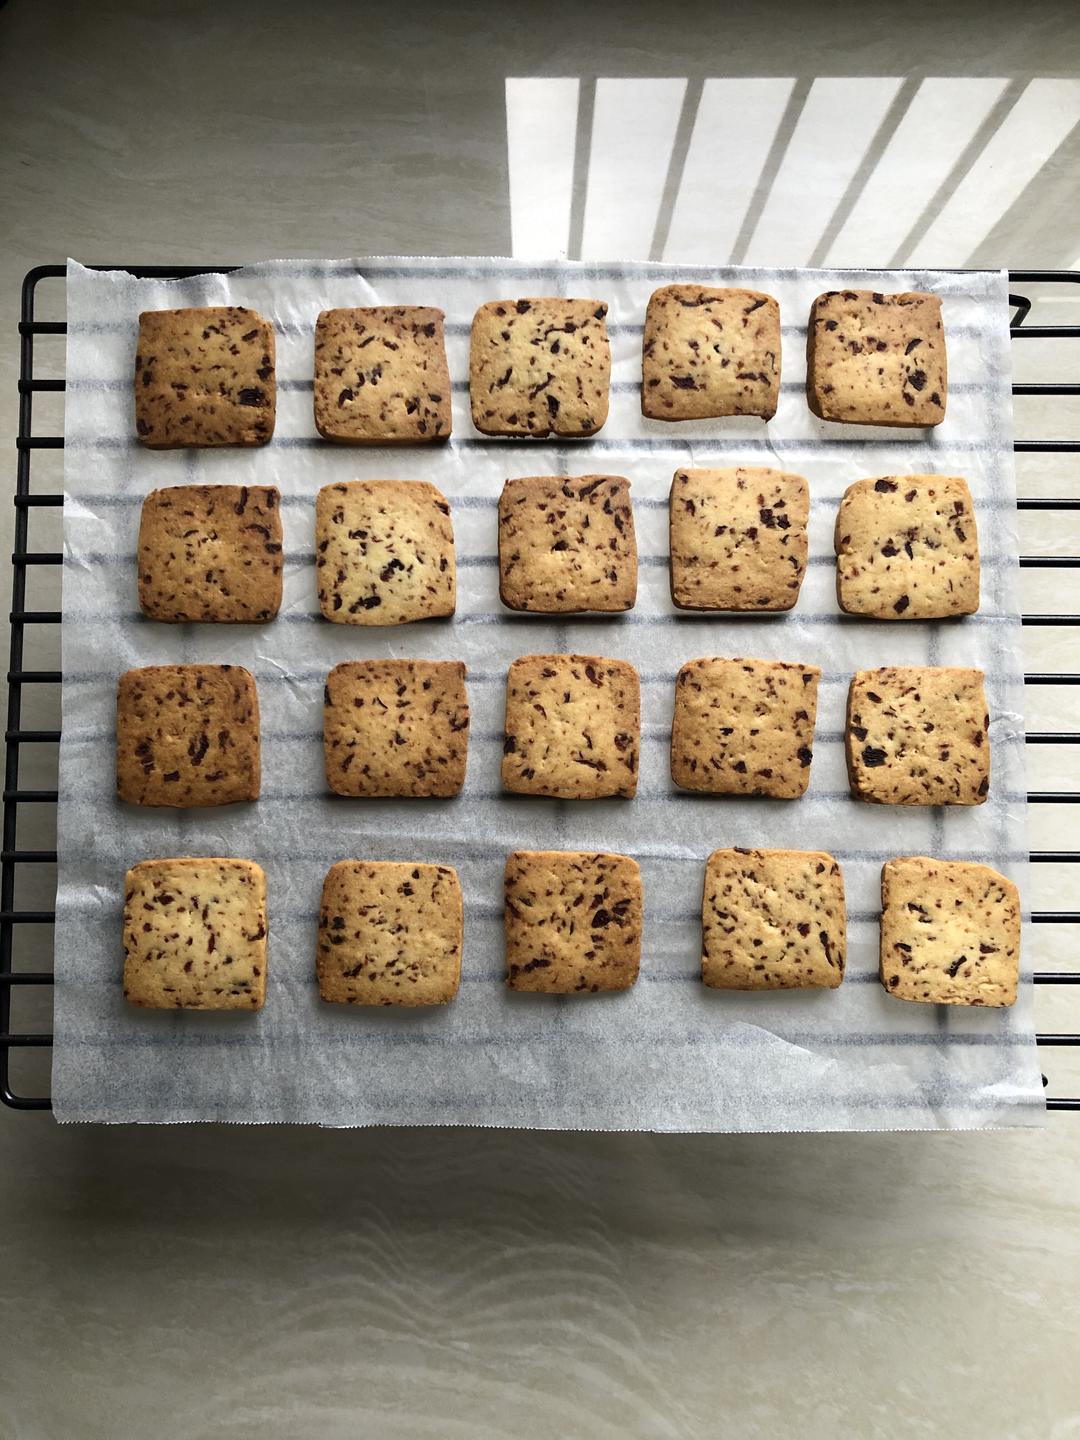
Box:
2;263;1078;1113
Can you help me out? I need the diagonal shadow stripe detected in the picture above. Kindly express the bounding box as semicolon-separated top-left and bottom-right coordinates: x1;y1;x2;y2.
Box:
650;77;704;262
889;77;1026;267
967;112;1080;266
567;76;596;262
809;77;921;269
729;76;812;266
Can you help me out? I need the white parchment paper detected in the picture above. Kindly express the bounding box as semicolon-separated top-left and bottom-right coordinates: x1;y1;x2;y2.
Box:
52;257;1044;1128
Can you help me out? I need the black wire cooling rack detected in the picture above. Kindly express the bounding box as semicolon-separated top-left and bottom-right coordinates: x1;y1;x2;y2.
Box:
2;264;1078;1113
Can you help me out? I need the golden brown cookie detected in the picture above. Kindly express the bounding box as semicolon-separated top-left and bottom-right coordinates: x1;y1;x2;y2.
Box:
835;475;979;618
116;664;260;808
470;298;610;437
323;659;469;797
880;856;1019;1006
503;850;642;993
315;480;456;625
137;484;283;623
671;657;820;798
642;285;781;421
669;466;809;611
317;860;462;1005
846;667;990;805
498;475;637;613
701;848;845;989
122;858;267;1009
313;306;451;443
135;306;275;448
501;654;639;799
806;290;946;426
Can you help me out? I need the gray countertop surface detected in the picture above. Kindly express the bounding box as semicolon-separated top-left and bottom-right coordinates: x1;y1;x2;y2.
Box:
1;2;1078;1434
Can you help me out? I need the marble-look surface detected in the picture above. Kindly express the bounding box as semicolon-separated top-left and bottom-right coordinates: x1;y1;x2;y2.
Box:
0;2;1078;1434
